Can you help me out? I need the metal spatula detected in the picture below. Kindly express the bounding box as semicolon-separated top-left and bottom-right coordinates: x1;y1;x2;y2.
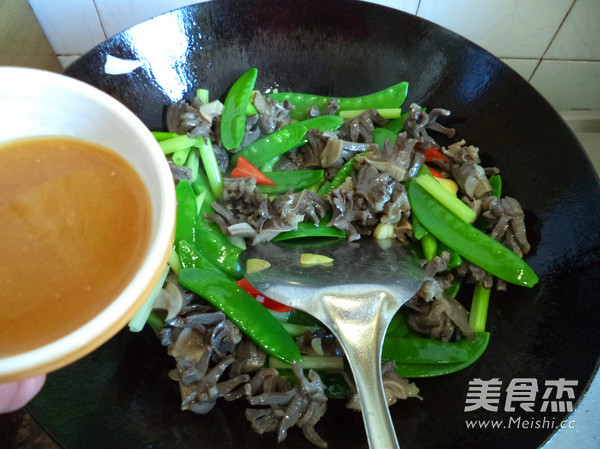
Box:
239;237;426;449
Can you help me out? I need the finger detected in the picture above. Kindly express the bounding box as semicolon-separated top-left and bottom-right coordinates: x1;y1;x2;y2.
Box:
0;375;46;414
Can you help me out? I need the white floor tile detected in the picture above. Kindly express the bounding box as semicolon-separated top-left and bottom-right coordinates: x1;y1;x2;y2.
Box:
530;60;600;110
545;0;600;61
28;0;105;54
417;0;573;59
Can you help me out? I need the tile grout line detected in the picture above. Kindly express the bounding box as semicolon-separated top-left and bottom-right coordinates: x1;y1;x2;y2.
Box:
528;0;578;82
92;0;108;40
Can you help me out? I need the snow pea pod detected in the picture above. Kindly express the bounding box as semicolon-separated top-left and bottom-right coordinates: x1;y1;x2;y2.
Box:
270;81;409;121
438;241;462;269
445;277;463;298
233;115;343;170
178;239;228;277
175;180;197;247
272;217;346;241
372;127;397;148
221;68;258;150
408;181;539;287
382;336;470;365
386;311;411;338
383;111;410;133
421;233;438;260
318;155;357;196
384;310;488;376
179;268;302;364
195;216;243;279
489;174;502;198
257;169;325;195
412;214;428;240
393;332;490;378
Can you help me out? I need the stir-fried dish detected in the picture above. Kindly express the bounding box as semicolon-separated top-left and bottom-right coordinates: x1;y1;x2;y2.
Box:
130;68;538;448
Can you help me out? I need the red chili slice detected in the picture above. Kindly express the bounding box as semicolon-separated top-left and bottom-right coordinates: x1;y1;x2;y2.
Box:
423;146;447;163
235;278;294;313
231;156;276;185
426;165;443;178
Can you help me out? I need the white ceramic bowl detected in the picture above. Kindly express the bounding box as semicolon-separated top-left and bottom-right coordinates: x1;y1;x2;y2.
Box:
0;67;176;381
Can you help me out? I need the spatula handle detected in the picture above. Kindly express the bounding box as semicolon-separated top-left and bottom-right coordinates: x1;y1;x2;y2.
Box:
345;341;399;449
322;291;400;449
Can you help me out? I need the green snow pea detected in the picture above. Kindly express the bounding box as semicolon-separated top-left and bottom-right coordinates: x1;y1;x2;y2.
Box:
383;310;489;377
421;233;438;261
393;332;490;378
489;174;502;198
318;181;332;196
383;111;410;133
175;180;197;247
383;336;471;365
272;217;346;241
233;115;343;170
407;181;539;287
257;170;325;195
373;127;397;148
438;242;462;269
178;268;302;364
411;214;439;260
270;81;409;121
195;216;243;280
318;156;357;196
412;214;428;240
445;277;463;298
221;68;258;150
178;239;228;277
386;310;411;338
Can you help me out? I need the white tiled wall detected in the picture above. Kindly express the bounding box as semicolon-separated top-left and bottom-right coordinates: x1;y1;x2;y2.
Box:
28;0;600;111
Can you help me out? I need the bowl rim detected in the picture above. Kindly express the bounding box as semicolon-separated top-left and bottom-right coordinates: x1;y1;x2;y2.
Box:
0;67;176;382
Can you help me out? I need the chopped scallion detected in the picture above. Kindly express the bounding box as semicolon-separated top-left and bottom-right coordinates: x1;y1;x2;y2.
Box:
414;174;476;224
469;284;491;333
269;355;344;370
339;108;402;119
198;137;223;198
128;265;170;332
196;88;210;104
159;134;196;155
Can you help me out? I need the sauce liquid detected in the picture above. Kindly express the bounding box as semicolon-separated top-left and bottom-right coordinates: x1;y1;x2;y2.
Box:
0;137;152;356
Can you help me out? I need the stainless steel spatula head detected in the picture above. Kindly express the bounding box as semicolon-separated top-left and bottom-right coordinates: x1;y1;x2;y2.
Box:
240;237;426;449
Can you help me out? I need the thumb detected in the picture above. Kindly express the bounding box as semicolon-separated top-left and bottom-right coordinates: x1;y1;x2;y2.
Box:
0;375;46;413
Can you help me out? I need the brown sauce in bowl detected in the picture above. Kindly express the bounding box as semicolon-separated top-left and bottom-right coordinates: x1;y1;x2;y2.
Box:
0;137;152;357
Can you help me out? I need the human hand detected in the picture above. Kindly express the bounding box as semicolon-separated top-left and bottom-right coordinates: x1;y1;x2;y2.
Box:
0;375;46;413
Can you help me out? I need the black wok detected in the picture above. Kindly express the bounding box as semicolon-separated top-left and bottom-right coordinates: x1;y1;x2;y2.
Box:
27;1;600;448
